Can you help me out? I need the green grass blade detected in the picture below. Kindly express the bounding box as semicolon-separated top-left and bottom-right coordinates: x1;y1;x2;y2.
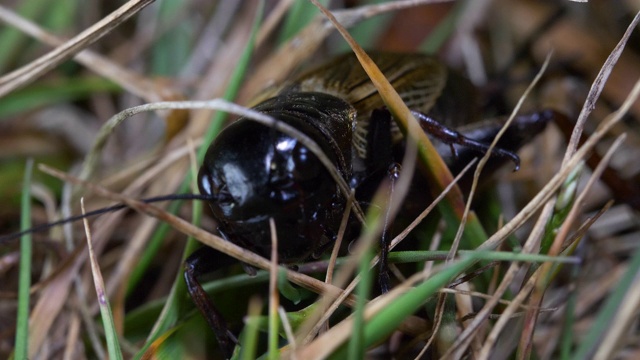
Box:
348;201;381;360
540;165;581;254
388;250;579;264
151;0;192;76
420;2;464;54
268;292;279;360
331;257;475;358
14;159;34;360
82;199;123;360
278;0;328;44
560;253;581;359
348;254;372;360
40;0;78;33
0;77;120;119
0;0;46;73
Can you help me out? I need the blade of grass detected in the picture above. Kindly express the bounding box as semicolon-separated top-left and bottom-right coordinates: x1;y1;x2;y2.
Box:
14;158;33;360
40;0;78;33
80;198;123;360
388;250;579;264
563;11;640;161
540;165;582;254
268;218;279;360
0;0;46;73
348;209;379;360
0;3;177;102
336;0;393;52
278;0;328;43
420;1;464;53
151;0;191;76
278;306;297;353
239;297;263;360
560;244;582;359
0;77;120;119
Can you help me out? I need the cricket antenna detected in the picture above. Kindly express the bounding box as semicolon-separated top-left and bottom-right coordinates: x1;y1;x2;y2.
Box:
0;193;213;244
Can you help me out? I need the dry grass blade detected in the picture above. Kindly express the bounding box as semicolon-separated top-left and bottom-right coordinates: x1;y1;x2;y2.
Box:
295;10;460;355
549;135;625;258
255;0;295;46
564;11;640;161
454;52;551;257
278;306;297;355
62;315;81;360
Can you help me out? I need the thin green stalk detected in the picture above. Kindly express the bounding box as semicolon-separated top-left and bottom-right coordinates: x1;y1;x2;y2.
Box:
240;298;263;360
559;252;580;359
0;0;48;72
348;190;385;360
268;219;279;360
388;250;579;264
348;246;374;360
82;198;123;360
14;159;34;360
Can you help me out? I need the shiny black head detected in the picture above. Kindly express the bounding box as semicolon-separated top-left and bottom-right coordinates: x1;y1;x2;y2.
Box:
198;92;356;262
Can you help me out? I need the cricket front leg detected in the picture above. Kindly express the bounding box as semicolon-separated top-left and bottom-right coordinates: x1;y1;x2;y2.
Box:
184;245;238;359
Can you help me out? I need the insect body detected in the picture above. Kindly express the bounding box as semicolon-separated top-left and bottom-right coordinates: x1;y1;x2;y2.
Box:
190;52;555;357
